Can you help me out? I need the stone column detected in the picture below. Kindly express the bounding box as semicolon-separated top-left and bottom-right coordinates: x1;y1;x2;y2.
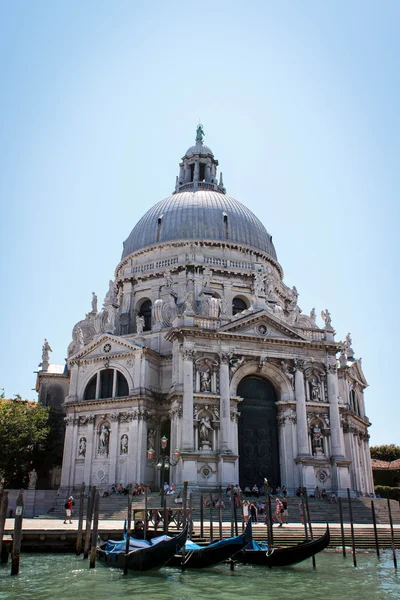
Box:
182;349;195;450
60;416;76;490
83;416;96;484
108;413;119;486
294;360;309;457
219;353;231;452
327;364;345;458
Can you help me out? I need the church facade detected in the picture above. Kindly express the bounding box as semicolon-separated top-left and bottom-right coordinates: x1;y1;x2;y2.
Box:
38;126;373;496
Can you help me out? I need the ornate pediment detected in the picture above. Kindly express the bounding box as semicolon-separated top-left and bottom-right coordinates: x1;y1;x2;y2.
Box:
68;334;142;366
347;358;368;388
219;310;309;341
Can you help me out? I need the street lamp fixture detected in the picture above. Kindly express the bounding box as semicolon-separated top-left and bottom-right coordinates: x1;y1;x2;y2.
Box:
147;435;181;505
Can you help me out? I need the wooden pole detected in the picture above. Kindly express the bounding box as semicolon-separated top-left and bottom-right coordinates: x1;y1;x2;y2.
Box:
268;494;274;548
163;499;168;535
200;494;204;538
304;493;316;568
123;492;133;575
301;496;309;541
0;491;9;561
230;490;234;537
143;493;148;540
371;500;380;558
347;488;357;567
218;485;223;540
387;498;397;569
75;483;85;556
209;499;213;544
182;481;188;527
89;490;100;569
233;493;238;537
338;497;346;558
188;493;193;540
83;486;96;559
11;490;24;576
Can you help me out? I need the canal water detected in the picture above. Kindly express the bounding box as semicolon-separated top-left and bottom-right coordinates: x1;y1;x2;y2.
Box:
0;551;399;600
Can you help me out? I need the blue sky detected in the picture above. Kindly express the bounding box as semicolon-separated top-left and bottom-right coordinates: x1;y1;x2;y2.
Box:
0;1;398;445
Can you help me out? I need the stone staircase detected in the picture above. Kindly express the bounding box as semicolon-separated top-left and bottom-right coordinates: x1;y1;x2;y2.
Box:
39;492;400;525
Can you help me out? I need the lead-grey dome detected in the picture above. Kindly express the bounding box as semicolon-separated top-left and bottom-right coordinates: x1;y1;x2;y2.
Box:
122;190;277;260
185;142;214;157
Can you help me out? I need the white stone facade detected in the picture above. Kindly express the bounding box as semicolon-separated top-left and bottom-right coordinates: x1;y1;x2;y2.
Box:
46;128;373;496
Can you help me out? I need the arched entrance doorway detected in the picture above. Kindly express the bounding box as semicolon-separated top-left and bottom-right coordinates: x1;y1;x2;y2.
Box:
237;376;280;489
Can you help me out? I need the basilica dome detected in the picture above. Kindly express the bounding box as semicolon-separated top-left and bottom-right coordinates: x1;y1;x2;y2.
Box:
122;126;277;262
122;190;277;260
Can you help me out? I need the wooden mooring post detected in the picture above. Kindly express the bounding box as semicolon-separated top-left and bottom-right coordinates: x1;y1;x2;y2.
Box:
0;490;9;562
11;490;24;576
200;494;204;538
75;483;85;556
338;497;346;558
371;500;380;558
188;493;193;540
143;493;148;540
268;494;274;549
89;490;100;569
230;491;234;537
218;485;223;540
304;493;316;569
124;492;133;575
347;488;357;567
387;498;397;569
209;497;213;544
181;481;188;572
83;486;96;559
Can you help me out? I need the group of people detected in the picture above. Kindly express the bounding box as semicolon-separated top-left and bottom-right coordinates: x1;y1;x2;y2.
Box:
242;496;289;526
313;486;338;504
102;482;150;497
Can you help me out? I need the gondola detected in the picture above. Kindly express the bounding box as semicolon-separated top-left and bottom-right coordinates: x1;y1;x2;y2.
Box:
96;522;188;572
235;525;330;567
167;520;253;569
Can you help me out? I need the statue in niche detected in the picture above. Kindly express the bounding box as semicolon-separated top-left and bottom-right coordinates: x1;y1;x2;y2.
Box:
311;425;323;455
281;361;294;388
136;315;145;334
28;469;37;489
310;378;321;401
147;429;156;450
91;292;98;313
120;434;128;455
200;370;211;392
79;437;87;457
321;309;332;329
199;416;212;442
41;339;52;363
98;425;110;455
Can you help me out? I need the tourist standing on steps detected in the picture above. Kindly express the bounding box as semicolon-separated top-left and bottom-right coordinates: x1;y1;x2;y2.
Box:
275;498;283;527
64;496;74;524
281;497;288;524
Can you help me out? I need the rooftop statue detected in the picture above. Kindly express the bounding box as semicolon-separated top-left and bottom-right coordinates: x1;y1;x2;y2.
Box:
196;124;205;143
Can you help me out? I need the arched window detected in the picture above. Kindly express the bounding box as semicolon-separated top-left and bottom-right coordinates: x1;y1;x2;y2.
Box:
139;299;152;331
83;369;129;400
232;297;247;315
84;375;96;400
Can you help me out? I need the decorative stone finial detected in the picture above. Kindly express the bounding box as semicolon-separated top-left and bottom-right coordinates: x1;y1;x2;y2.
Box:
39;338;52;370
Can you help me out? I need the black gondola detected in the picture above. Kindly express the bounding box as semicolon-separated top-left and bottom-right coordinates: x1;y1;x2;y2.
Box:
96;522;188;572
167;520;253;569
235;525;330;567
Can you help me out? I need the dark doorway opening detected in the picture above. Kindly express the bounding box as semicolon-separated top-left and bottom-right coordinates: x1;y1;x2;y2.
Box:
237;376;280;489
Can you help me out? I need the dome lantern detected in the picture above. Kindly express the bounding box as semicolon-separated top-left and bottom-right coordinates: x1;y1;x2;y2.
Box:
175;125;226;194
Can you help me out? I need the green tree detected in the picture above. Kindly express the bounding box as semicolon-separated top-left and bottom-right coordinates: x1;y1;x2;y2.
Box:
0;398;50;487
370;444;400;462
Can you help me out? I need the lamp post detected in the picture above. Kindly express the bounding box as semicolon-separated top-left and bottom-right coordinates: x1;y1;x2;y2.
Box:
147;436;181;506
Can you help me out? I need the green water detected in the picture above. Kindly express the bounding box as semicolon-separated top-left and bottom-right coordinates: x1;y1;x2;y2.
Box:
0;551;399;600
